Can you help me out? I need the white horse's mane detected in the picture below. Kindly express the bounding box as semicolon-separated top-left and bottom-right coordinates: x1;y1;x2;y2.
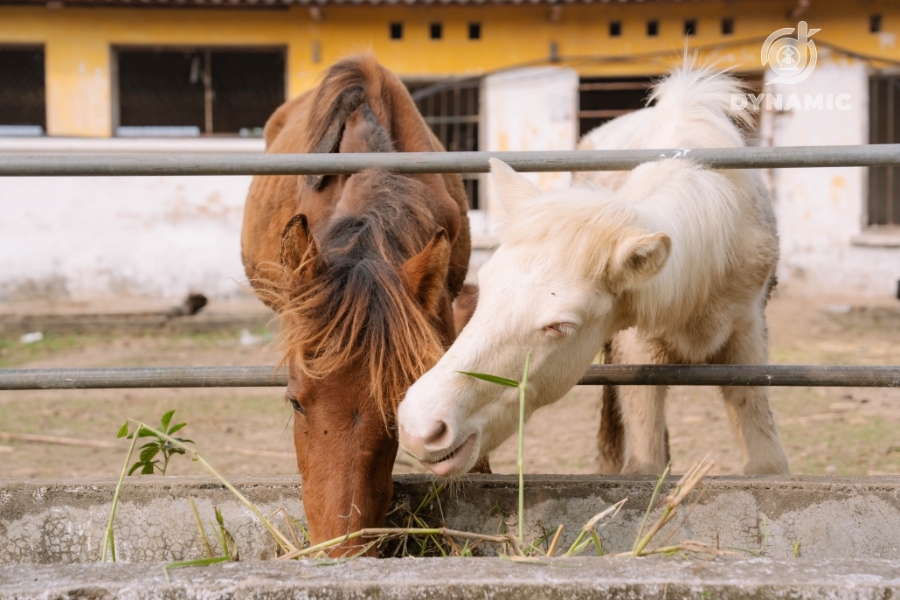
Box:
498;61;771;328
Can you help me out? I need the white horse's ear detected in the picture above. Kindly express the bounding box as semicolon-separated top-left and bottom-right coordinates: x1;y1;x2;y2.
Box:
606;231;671;292
489;158;541;212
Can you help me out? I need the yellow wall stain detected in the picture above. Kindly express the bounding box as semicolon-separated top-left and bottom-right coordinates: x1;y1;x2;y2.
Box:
1;1;898;136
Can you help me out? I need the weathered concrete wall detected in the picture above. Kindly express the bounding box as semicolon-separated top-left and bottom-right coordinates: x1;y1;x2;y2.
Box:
469;66;579;281
3;475;900;565
766;52;900;299
0;138;261;303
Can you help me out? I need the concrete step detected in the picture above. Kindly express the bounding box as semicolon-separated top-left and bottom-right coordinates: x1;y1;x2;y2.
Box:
2;557;899;599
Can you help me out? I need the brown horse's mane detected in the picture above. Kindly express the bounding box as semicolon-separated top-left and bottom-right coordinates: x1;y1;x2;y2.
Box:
273;171;446;422
253;54;453;424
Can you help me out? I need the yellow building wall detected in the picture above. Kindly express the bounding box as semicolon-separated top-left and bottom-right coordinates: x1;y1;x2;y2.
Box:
1;0;899;137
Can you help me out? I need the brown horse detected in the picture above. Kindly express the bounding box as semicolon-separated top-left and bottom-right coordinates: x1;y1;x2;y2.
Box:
241;55;480;555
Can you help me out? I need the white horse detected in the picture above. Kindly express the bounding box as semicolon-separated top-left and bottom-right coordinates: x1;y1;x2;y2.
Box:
397;64;790;477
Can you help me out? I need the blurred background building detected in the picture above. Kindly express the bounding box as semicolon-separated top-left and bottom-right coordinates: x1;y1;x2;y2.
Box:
0;0;898;304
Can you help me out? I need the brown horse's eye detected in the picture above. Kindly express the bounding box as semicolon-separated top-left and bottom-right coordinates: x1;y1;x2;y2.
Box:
287;395;305;416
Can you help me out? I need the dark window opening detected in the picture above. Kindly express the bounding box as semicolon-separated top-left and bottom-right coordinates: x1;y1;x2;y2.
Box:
870;14;882;34
390;22;403;40
116;48;285;137
0;46;46;135
578;77;654;138
406;79;480;210
609;21;622;37
578;73;762;139
468;22;481;40
684;19;697;36
868;75;900;227
430;23;443;40
647;20;659;37
721;17;734;36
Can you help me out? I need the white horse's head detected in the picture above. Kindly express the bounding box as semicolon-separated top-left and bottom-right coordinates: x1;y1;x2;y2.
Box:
397;159;672;477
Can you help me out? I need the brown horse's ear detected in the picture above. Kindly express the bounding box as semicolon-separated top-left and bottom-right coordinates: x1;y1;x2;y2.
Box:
305;86;366;190
402;229;450;314
281;214;321;281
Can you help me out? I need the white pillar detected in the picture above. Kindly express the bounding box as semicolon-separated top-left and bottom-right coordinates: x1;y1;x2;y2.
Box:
482;67;579;232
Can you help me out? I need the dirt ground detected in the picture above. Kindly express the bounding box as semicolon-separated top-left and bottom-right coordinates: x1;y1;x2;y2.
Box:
1;294;898;480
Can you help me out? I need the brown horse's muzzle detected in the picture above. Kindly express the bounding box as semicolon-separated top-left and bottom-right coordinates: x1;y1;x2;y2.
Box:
290;375;399;556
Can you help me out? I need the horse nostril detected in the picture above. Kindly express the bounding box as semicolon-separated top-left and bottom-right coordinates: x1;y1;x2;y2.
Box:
423;420;449;446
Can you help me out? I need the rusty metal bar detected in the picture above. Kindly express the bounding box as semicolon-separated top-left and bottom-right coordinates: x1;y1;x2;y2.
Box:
1;364;897;390
2;144;900;176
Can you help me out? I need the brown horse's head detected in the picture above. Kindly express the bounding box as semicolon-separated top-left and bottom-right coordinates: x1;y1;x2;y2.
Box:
244;55;469;554
276;174;453;554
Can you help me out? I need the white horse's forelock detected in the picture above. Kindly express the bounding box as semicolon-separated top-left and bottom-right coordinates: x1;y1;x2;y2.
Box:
496;186;637;283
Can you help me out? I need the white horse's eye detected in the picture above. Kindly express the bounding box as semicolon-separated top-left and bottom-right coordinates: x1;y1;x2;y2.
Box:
544;323;576;337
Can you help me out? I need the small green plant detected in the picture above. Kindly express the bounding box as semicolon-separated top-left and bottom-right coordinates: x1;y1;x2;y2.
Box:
103;417;297;563
117;410;193;476
459;351;532;542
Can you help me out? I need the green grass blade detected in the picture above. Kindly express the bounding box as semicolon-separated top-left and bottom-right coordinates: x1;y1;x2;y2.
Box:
457;372;519;387
516;351;532;541
102;426;141;562
188;497;214;559
632;462;670;554
564;530;587;557
162;556;230;583
590;531;604;556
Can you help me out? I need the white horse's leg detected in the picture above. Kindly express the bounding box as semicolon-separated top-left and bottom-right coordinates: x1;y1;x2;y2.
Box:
615;329;669;475
716;313;790;475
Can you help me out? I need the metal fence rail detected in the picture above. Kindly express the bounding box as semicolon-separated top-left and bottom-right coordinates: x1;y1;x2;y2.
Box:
1;365;898;390
2;144;900;176
1;144;898;393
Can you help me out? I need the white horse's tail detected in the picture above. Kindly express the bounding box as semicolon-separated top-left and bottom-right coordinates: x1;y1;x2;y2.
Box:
646;59;753;149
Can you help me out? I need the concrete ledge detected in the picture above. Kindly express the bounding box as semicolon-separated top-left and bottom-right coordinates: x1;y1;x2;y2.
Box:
2;558;900;599
3;475;900;564
0;311;274;337
851;230;900;248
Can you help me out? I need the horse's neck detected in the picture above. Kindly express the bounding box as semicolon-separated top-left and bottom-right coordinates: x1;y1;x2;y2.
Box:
621;169;744;337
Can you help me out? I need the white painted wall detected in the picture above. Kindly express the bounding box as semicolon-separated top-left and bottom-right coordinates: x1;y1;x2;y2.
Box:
765;51;900;300
0;138;262;303
482;67;579;231
2;59;898;306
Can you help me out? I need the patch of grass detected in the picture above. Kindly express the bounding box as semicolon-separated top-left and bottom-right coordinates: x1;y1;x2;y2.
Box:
0;390;291;480
0;334;105;368
781;416;900;475
162;327;273;349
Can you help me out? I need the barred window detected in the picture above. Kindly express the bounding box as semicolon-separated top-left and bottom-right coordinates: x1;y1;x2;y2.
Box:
577;77;654;138
0;46;46;136
406;79;481;210
868;75;900;227
114;48;285;137
578;73;762;141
